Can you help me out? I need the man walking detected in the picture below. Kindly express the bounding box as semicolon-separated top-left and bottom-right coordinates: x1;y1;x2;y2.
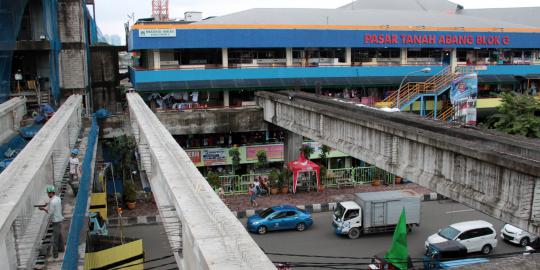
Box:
39;185;64;258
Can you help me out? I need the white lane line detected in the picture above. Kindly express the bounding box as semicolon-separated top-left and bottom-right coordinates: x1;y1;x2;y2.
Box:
446;209;474;214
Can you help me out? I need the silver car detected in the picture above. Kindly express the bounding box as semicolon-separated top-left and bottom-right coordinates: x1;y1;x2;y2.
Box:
501;224;538;247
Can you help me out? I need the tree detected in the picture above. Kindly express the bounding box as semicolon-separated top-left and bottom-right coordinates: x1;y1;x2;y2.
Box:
319;144;331;167
484;92;540;138
300;144;314;159
105;135;137;181
228;147;241;175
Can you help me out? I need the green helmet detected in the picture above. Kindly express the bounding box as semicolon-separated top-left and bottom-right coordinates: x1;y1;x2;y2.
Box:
46;185;56;193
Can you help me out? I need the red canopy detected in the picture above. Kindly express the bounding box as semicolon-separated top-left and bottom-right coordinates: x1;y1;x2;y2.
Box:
287;152;320;194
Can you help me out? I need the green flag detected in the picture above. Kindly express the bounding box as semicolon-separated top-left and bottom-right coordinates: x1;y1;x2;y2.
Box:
385;208;409;270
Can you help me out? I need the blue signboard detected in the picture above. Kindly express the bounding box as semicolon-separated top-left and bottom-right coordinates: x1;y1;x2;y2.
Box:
129;28;540;50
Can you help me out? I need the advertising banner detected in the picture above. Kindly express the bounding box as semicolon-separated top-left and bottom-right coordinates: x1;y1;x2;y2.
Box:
246;145;284;161
185;150;201;163
202;148;227;166
450;73;478;125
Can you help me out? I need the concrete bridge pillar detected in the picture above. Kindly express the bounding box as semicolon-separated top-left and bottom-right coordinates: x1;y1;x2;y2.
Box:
284;130;303;164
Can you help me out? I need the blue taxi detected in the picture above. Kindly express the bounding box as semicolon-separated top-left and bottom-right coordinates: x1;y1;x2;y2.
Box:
247;205;313;234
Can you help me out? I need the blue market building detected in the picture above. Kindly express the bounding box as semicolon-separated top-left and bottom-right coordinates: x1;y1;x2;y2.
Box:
128;0;540;111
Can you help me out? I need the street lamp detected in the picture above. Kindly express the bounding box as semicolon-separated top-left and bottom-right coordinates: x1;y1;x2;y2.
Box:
396;67;432;109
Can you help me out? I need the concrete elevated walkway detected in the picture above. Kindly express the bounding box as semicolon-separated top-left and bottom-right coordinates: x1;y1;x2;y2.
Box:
127;93;275;270
256;91;540;235
0;97;26;144
0;95;82;270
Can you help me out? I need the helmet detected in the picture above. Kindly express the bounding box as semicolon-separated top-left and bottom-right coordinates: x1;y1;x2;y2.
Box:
71;149;79;155
46;185;56;193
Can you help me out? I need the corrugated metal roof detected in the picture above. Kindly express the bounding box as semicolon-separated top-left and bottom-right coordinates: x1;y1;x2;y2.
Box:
338;0;461;13
460;7;540;28
195;8;534;29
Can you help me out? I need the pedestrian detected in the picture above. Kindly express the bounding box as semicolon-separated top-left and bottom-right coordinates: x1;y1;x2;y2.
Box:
248;184;258;207
254;177;261;196
69;149;80;182
69;149;81;195
39;185;64;258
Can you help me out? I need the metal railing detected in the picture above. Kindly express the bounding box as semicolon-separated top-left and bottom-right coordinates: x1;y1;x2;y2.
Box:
213;166;398;195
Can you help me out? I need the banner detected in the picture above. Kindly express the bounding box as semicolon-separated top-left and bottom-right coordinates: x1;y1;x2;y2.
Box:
450;73;478;125
202;148;227;166
185;150;201;163
246;145;284;161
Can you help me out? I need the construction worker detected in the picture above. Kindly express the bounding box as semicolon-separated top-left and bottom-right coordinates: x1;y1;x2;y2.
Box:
39;185;64;258
69;149;81;195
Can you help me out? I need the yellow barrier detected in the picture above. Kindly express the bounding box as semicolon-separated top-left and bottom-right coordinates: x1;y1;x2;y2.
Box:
89;193;107;220
84;238;144;270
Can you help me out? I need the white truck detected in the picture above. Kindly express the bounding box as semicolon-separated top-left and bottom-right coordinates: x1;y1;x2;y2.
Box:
332;190;421;239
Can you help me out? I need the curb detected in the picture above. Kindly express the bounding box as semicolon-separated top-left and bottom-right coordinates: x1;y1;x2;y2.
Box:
108;192;447;226
108;215;161;227
235;192;447;218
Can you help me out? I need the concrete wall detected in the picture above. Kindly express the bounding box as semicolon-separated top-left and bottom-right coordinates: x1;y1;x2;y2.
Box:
127;93;275;270
0;97;27;144
256;91;540;235
100;107;267;138
57;0;89;100
90;46;124;113
0;95;82;269
157;107;267;135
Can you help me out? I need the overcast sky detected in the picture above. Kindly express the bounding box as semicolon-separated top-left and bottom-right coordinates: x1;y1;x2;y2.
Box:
93;0;540;44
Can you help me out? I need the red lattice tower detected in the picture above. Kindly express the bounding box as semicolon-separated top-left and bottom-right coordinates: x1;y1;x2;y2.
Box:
152;0;169;21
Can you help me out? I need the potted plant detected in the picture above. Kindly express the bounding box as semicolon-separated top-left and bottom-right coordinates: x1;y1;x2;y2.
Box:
268;170;280;195
300;144;314;160
255;150;268;169
319;166;328;192
206;171;221;190
372;168;381;187
279;169;291;193
124;181;137;209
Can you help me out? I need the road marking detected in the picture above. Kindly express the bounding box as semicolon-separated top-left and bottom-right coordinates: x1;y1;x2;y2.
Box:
446;209;474;214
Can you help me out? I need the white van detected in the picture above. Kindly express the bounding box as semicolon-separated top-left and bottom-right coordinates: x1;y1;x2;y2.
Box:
426;220;497;254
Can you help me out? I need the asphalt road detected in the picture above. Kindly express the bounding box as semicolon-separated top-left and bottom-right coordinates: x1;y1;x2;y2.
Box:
109;224;178;270
241;200;524;269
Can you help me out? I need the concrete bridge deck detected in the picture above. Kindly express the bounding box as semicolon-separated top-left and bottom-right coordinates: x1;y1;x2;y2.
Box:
256;91;540;235
0;95;82;269
127;93;275;270
0;97;27;144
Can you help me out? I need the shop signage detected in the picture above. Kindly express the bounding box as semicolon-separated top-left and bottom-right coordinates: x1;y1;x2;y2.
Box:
246;145;284;161
186;150;201;163
202;148;227;166
364;33;510;46
139;29;176;38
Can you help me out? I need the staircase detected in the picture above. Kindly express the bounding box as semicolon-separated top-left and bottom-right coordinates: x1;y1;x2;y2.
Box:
378;65;475;111
426;102;454;122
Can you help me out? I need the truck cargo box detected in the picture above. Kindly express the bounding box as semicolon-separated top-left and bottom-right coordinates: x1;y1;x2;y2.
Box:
354;190;421;229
